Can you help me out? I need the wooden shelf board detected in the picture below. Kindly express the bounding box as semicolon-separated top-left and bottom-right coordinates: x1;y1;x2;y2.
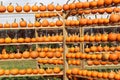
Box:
0;57;63;62
85;64;120;70
0;72;63;78
0;42;63;46
0;27;63;30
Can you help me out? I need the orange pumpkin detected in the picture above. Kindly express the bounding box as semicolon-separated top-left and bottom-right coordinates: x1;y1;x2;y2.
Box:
19;18;27;27
30;51;39;59
101;33;108;42
39;3;46;11
0;38;4;43
108;32;117;41
97;0;104;7
113;7;120;13
75;1;82;9
0;1;6;12
109;53;118;61
56;20;63;26
4;70;10;75
24;37;31;43
10;69;19;75
38;68;45;74
89;34;95;42
108;71;115;79
23;3;31;12
106;8;113;14
9;53;15;59
32;3;39;12
26;68;33;74
23;50;30;58
19;69;26;75
55;4;62;11
110;14;120;23
104;0;112;5
12;19;18;28
47;2;54;11
7;3;14;13
33;69;39;74
5;37;11;43
28;21;33;27
90;0;97;8
82;0;89;8
55;52;62;58
47;52;54;58
4;22;10;28
17;38;24;43
15;3;22;12
15;49;22;59
41;19;49;27
46;68;53;74
34;19;41;27
69;1;76;10
90;45;97;52
63;1;70;11
97;45;103;52
53;67;61;74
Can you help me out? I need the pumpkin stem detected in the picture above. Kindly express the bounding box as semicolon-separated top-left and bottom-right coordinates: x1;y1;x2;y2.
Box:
107;15;109;19
58;16;60;20
9;3;12;5
72;0;76;3
29;20;31;23
78;0;81;2
87;0;89;2
95;15;97;18
40;3;44;6
26;2;29;5
14;19;16;23
66;0;70;4
21;18;24;21
16;3;19;6
38;19;41;22
0;1;3;6
34;2;37;5
50;2;54;5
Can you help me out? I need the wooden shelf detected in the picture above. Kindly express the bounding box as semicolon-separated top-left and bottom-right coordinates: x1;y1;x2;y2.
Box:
71;75;107;80
0;57;63;62
0;11;62;15
85;64;120;70
0;27;63;30
0;42;63;46
0;72;63;78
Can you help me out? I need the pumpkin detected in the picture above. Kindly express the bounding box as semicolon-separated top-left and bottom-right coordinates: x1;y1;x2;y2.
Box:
95;33;101;42
9;53;15;59
91;9;98;14
87;60;93;66
32;3;39;12
100;61;107;65
71;68;79;75
75;1;82;9
38;68;44;74
69;1;76;10
113;7;120;13
30;51;39;59
26;68;33;74
108;71;115;79
43;47;49;52
0;23;3;28
41;19;49;27
24;37;31;43
103;18;109;24
53;67;61;74
66;69;71;75
91;71;98;77
12;19;18;28
106;8;113;14
82;0;89;8
87;18;93;25
23;50;30;58
86;54;92;59
97;0;104;7
0;38;4;43
31;38;36;42
49;21;55;27
79;16;87;26
113;0;120;4
74;46;80;52
15;49;22;59
63;0;70;11
110;14;120;23
89;34;95;42
84;33;89;41
98;8;105;14
82;70;87;76
33;69;39;74
79;36;84;42
84;10;91;14
69;46;75;53
42;59;48;64
104;0;112;5
34;19;41;27
15;3;22;12
97;45;103;52
39;52;46;58
35;13;40;18
109;53;118;61
20;18;27;27
19;69;26;75
80;53;87;59
5;37;11;43
47;2;54;11
96;54;102;60
4;70;10;75
91;54;97;60
115;74;120;80
101;33;108;42
56;19;63;26
90;0;97;8
4;22;10;28
71;53;76;58
55;4;62;11
66;53;72;58
102;72;108;79
10;69;19;75
102;52;110;60
28;21;33;27
93;17;98;24
85;46;90;53
39;3;46;11
117;33;120;41
47;52;54;58
55;52;62;58
46;68;53;74
0;1;6;12
108;32;117;41
7;3;14;13
116;45;120;51
103;45;110;51
110;46;115;51
23;3;31;12
90;45;97;52
97;72;103;78
17;38;24;43
98;18;104;24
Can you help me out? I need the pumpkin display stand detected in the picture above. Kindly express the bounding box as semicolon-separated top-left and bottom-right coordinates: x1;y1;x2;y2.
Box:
0;0;120;80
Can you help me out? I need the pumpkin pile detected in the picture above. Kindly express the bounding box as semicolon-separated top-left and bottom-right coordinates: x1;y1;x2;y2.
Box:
67;68;120;80
87;60;119;66
0;47;63;60
0;67;62;76
66;32;120;42
38;59;63;65
85;45;120;53
68;59;81;65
